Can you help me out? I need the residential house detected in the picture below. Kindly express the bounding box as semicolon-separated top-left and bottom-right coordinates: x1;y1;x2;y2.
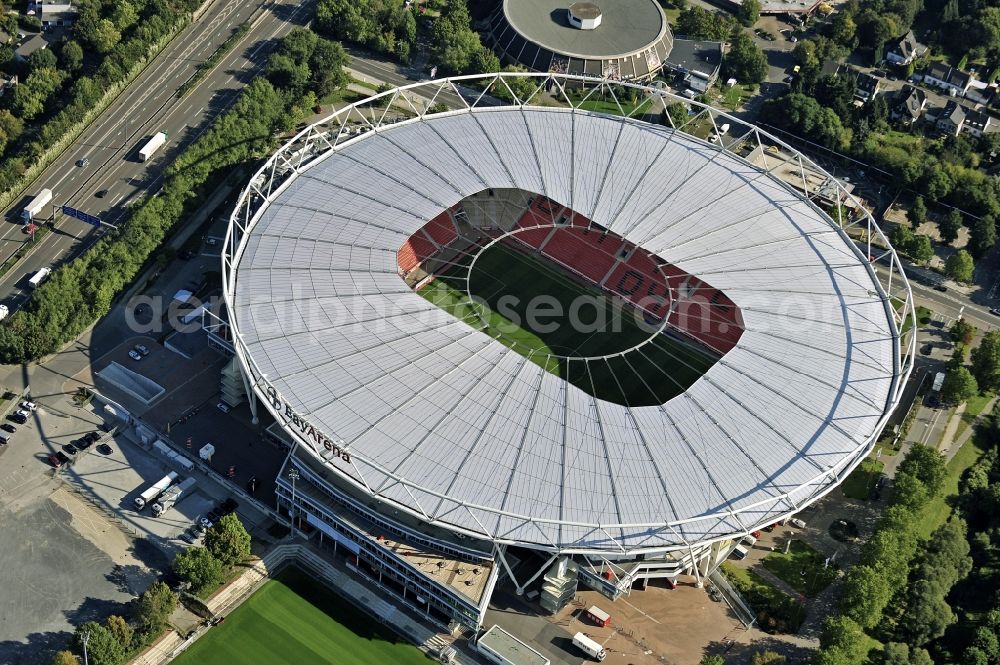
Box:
855;72;881;102
886;31;927;66
891;84;926;124
14;34;47;63
664;39;723;94
935;100;966;135
923;62;974;97
31;2;78;29
963;108;993;138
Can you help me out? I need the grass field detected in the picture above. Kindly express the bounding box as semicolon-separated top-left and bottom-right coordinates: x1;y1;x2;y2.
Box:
172;567;429;665
841;458;885;500
419;242;717;406
917;435;988;539
761;541;838;597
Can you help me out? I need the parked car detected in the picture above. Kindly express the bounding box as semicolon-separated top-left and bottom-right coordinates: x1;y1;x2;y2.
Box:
134;344;150;356
216;402;231;414
0;423;15;433
97;443;113;455
15;409;28;418
75;437;92;450
790;518;807;529
921;343;933;355
48;453;64;467
128;349;142;361
8;413;26;424
20;401;36;411
63;443;78;455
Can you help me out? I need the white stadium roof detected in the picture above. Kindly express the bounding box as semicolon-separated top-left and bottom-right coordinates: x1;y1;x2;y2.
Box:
225;75;912;555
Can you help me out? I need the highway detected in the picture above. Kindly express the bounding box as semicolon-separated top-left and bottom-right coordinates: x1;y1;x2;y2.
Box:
0;0;314;311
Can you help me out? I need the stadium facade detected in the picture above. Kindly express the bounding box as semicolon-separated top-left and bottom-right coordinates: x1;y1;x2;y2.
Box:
222;74;915;630
484;0;674;80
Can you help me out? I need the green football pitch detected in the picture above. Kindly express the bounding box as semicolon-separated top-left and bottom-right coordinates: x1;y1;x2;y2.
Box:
418;241;717;406
171;567;430;665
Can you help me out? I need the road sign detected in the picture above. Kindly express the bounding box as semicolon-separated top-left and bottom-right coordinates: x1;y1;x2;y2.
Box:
61;205;102;227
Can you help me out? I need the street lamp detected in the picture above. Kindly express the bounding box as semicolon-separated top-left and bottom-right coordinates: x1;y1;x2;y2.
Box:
287;467;300;537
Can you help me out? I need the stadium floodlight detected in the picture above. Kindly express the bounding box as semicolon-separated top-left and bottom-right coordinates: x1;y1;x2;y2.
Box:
223;73;914;558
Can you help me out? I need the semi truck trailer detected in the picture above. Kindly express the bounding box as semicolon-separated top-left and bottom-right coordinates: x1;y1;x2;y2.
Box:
28;267;51;289
134;471;178;510
572;633;607;662
151;477;196;517
139;131;168;162
21;188;52;222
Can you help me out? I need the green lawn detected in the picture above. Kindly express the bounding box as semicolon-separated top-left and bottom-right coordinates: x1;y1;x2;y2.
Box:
841;458;885;500
419;242;718;406
917;436;988;538
721;563;806;634
761;541;838;597
953;392;993;441
173;567;430;665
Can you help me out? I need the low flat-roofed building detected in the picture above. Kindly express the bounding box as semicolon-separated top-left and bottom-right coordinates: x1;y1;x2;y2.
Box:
477;625;550;665
665;39;722;92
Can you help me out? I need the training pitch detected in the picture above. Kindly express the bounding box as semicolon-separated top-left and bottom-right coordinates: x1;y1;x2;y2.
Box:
419;241;717;406
171;567;429;665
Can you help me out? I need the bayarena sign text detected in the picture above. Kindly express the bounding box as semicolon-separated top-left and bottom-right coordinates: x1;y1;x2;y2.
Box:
264;385;352;463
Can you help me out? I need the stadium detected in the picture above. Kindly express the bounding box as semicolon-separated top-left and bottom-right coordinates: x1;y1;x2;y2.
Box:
221;73;915;630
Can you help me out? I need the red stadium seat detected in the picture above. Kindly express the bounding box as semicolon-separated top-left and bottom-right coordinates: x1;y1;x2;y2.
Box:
541;229;619;283
424;212;458;246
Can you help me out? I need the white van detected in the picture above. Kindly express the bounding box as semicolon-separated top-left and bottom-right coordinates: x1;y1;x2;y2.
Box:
731;544;750;560
742;534;758;547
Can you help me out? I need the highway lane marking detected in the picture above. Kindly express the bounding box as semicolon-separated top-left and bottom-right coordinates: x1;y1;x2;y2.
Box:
0;0;285;290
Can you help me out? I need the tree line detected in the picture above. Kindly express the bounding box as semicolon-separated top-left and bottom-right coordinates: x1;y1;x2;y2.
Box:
0;27;349;361
0;0;198;198
48;512;253;665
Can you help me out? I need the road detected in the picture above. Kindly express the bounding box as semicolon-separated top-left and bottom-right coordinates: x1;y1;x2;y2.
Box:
0;0;314;312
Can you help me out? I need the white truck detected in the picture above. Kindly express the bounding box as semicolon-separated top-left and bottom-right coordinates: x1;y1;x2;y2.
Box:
21;188;52;222
27;267;51;289
134;471;178;510
139;131;168;162
572;633;607;662
151;477;196;517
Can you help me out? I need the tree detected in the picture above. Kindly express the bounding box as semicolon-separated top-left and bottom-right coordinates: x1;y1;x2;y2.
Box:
73;622;125;665
841;564;893;628
59;40;84;72
676;7;734;40
699;656;725;665
204;513;252;567
816;616;872;664
49;652;79;665
173;547;225;592
111;1;138;32
942;366;978;405
750;652;785;665
27;47;57;73
104;615;133;652
738;0;761;26
131;581;177;633
951;318;976;346
972;331;1000;391
969;216;998;259
946;249;975;283
830;11;857;47
309;39;349;97
910;196;928;227
892;222;915;251
665;102;689;128
897;444;947;497
901;579;956;645
939;208;964;245
881;642;911;665
75;11;121;55
723;32;768;84
11;67;65;121
910;234;934;265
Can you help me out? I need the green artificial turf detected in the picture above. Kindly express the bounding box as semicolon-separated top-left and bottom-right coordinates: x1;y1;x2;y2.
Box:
172;567;430;665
